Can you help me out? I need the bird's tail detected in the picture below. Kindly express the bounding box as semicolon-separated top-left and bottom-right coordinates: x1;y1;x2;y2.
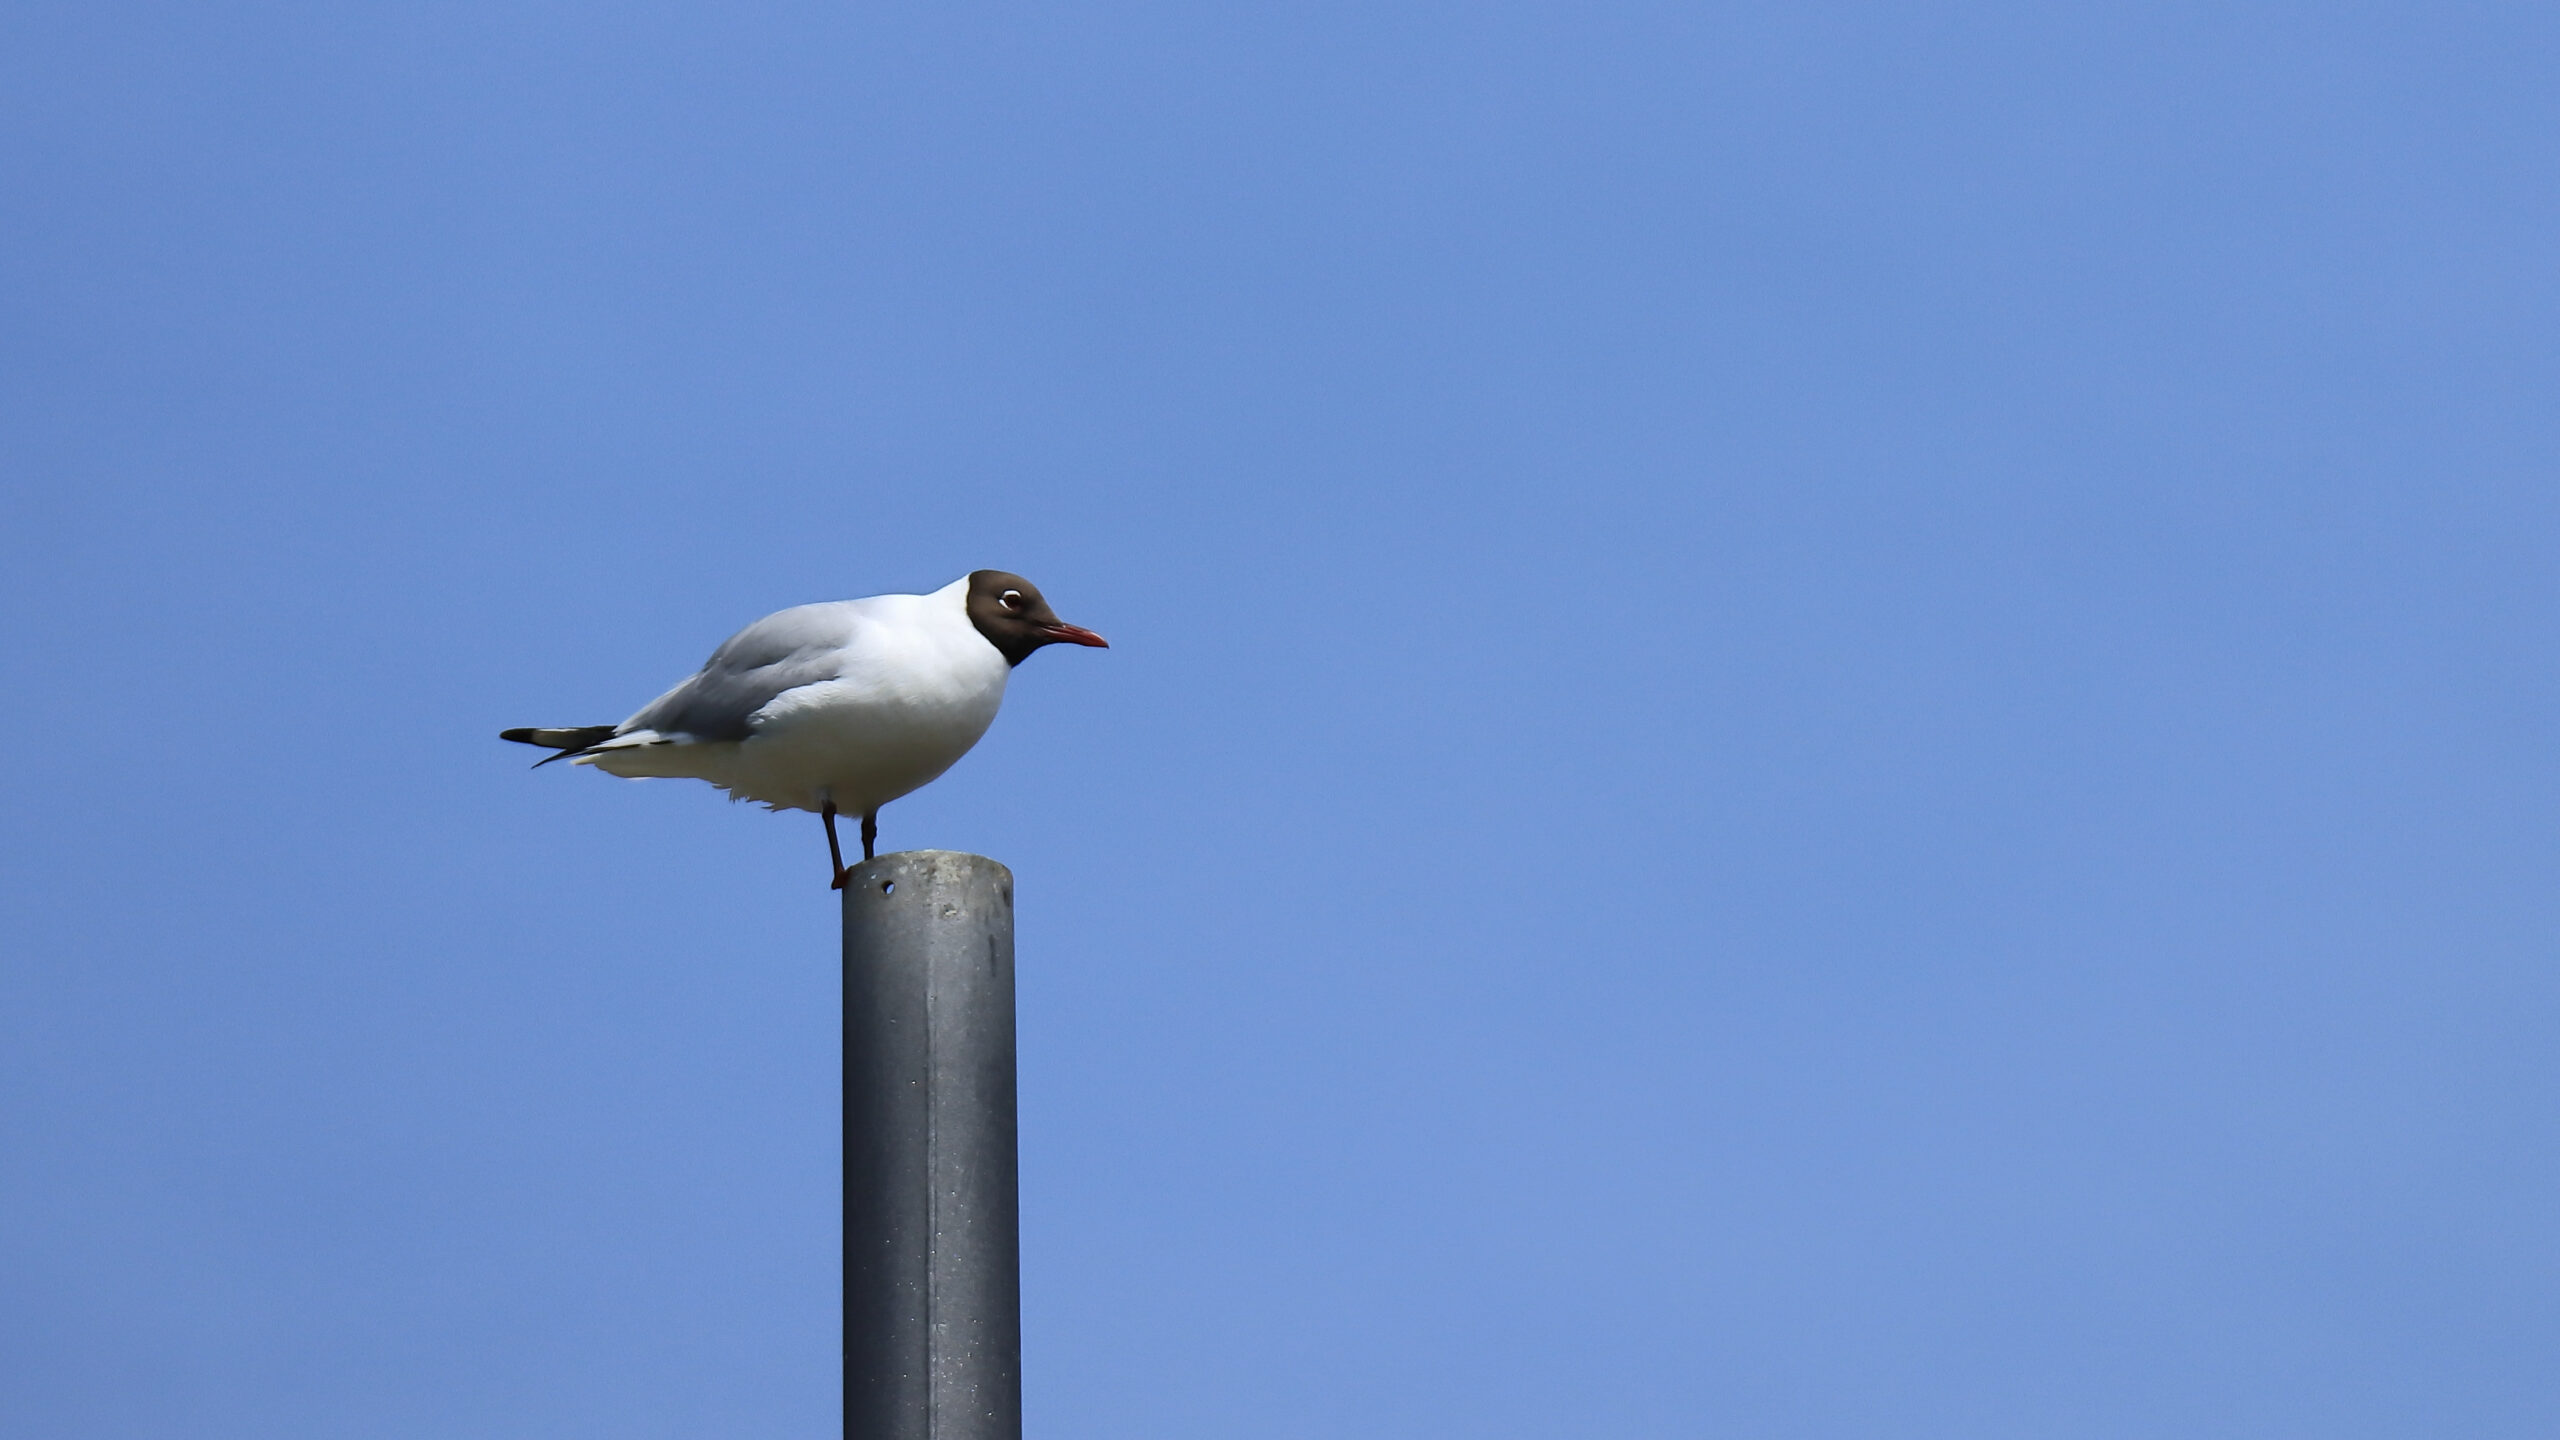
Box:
500;725;619;767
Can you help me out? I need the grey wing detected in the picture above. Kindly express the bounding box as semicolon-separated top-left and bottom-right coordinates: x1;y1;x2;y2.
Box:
620;602;862;742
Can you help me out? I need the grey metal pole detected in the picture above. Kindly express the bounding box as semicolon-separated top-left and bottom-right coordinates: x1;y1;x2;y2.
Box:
842;850;1021;1440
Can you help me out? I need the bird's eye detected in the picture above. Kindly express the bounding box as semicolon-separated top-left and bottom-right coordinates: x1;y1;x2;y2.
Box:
999;590;1025;612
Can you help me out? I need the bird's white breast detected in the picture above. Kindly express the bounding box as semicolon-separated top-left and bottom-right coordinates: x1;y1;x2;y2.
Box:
730;588;1007;813
604;582;1013;815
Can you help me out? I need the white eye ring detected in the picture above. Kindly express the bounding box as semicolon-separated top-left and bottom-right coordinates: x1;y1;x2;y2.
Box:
999;590;1025;612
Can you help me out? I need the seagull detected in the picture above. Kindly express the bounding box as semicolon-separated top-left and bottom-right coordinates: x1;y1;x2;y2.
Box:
502;570;1107;889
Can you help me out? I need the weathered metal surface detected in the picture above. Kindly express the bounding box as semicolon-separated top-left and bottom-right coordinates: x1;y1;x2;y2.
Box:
842;851;1020;1440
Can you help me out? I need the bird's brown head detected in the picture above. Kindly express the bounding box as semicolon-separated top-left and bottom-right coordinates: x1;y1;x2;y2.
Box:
964;570;1109;666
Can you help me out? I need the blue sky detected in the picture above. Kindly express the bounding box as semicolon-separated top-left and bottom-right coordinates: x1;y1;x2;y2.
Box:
5;2;2558;1435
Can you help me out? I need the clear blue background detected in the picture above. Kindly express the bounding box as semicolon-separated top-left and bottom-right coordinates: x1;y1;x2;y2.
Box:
5;2;2556;1435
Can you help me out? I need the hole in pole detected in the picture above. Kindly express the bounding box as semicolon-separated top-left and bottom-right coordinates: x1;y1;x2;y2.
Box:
881;881;896;895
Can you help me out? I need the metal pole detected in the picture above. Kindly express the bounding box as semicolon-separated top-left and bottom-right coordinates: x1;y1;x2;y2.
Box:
842;850;1021;1440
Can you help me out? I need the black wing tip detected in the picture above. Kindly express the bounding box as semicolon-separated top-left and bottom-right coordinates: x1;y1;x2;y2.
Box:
501;725;619;766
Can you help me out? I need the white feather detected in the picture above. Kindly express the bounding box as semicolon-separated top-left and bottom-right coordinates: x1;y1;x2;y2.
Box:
576;576;1010;815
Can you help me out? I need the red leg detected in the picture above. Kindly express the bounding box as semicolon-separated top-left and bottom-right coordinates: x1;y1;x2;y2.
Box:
824;801;852;889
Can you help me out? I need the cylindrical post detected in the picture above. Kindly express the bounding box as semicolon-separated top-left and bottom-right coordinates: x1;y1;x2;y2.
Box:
842;851;1020;1440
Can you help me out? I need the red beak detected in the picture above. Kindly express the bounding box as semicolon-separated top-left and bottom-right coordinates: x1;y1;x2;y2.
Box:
1042;623;1110;649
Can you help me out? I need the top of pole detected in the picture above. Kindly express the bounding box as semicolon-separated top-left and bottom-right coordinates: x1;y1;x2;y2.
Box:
838;849;1015;905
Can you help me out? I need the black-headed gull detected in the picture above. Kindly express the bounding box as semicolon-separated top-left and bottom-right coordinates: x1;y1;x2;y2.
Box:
503;570;1107;888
